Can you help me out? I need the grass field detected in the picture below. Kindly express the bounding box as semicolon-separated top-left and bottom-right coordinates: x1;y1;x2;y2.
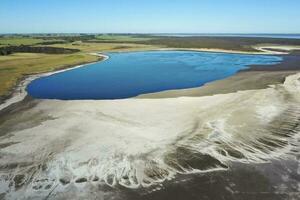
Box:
48;42;159;52
0;37;44;46
136;36;300;52
0;36;159;99
1;34;300;101
0;53;101;99
94;34;151;42
0;36;63;47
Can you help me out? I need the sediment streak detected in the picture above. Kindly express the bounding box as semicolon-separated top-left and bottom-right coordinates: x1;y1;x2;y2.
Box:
0;73;300;199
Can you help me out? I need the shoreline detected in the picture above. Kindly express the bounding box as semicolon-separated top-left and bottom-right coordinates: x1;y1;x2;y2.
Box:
0;53;108;111
157;45;300;55
137;52;300;98
254;45;300;54
0;46;299;111
157;47;280;55
1;48;300;198
1;71;299;198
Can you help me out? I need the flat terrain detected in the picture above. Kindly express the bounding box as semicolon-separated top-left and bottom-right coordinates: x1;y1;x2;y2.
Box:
1;70;299;199
1;34;300;101
0;35;159;100
136;36;300;52
47;42;159;52
138;53;300;98
0;36;64;47
0;37;44;47
0;53;100;100
0;34;300;199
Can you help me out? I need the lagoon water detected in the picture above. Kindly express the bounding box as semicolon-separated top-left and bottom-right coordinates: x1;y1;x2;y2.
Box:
27;51;282;100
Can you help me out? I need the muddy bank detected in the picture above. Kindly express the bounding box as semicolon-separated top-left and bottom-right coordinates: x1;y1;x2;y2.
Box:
138;52;300;98
0;73;299;199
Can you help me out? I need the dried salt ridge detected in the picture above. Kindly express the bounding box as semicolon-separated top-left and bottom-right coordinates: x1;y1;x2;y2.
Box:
0;73;300;199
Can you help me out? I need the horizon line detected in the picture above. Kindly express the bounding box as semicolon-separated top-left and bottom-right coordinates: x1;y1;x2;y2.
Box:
1;32;300;35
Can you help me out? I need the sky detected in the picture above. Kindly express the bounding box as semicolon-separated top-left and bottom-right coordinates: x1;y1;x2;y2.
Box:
0;0;300;34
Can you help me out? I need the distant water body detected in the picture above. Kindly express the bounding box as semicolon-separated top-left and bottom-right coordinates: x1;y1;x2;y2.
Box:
154;34;300;39
27;51;282;100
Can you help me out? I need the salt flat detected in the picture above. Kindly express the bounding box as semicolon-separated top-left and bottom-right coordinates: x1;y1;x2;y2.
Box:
0;73;299;199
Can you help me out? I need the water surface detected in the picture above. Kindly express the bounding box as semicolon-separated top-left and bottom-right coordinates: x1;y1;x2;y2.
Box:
27;51;282;100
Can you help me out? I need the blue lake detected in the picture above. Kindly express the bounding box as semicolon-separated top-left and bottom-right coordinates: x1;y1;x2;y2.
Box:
27;51;282;100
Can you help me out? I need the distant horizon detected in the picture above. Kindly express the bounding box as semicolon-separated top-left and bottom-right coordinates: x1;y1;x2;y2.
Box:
1;33;300;35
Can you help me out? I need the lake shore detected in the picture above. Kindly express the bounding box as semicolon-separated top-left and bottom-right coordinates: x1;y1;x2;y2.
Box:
0;53;108;111
1;70;299;199
1;47;300;199
0;46;299;111
157;47;284;55
137;51;300;98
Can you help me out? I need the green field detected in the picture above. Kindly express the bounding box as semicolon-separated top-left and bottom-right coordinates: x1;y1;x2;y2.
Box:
1;34;300;101
0;35;159;100
0;37;43;46
94;34;151;42
0;36;62;47
136;36;300;52
0;53;101;99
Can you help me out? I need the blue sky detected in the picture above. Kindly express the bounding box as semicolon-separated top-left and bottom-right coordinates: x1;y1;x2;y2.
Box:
1;0;300;33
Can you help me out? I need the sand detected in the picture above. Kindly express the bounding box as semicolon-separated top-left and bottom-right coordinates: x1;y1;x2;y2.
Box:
158;45;300;55
138;51;300;99
137;71;294;98
1;45;299;111
254;44;300;54
2;45;299;111
0;71;299;199
0;46;300;199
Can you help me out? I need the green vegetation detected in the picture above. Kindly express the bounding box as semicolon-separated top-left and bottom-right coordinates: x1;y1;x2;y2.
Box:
0;37;44;46
0;36;65;47
48;42;159;52
0;53;100;99
0;45;80;56
136;36;300;52
94;34;151;42
1;33;300;101
0;34;159;99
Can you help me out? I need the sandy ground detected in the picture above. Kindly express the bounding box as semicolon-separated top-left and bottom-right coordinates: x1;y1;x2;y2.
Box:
0;46;300;199
137;71;294;98
0;72;299;199
138;51;300;99
158;45;300;55
1;45;298;111
254;45;300;54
